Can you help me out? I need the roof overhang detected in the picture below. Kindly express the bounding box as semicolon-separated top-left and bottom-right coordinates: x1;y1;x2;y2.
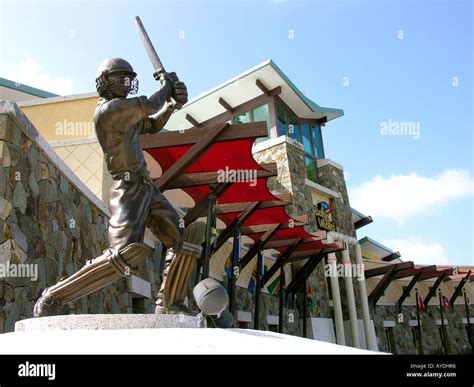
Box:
359;236;401;261
163;59;344;131
351;208;373;230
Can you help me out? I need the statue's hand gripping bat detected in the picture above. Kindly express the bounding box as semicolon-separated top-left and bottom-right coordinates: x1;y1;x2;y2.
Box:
135;16;183;110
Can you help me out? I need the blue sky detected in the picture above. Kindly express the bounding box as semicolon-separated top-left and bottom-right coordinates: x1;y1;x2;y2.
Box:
1;0;472;266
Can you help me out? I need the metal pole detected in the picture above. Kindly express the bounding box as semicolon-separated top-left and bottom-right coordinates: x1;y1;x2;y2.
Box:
415;288;423;354
202;184;216;280
464;289;473;353
302;279;307;338
278;265;284;333
228;226;240;316
254;249;263;330
439;289;446;354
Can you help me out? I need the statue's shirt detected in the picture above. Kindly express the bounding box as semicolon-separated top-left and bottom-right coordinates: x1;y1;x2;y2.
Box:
94;96;152;179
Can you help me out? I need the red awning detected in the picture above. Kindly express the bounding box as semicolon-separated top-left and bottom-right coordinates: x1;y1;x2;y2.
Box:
144;125;344;261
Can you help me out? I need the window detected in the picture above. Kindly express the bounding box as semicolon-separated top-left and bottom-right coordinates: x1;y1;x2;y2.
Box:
385;327;395;353
466;325;473;347
305;156;317;183
252;103;271;143
438;326;448;354
132;298;146;314
237;321;250;329
301;124;312;154
287;112;300;143
412;328;418;348
276;101;287;137
268;324;278;333
311;125;325;158
232;111;250;124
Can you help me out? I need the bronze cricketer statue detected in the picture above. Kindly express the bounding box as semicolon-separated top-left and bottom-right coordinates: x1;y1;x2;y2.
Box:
34;18;206;317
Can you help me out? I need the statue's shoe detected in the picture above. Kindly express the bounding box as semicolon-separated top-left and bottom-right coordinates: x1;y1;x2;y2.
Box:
33;288;62;317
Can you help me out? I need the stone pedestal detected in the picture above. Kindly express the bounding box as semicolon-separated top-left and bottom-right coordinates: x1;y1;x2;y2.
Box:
15;314;201;331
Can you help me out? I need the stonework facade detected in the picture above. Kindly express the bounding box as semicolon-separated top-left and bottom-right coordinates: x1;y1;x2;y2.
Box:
373;304;473;355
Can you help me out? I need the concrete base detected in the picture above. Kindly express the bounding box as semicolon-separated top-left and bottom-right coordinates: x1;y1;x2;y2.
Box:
15;314;200;332
7;314;383;354
1;328;380;354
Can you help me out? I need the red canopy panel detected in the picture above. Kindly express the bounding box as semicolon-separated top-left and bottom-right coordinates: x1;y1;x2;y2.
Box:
274;239;342;254
146;139;266;174
144;133;341;258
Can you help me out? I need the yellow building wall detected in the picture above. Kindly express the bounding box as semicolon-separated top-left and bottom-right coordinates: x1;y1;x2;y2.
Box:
54;142;105;199
21;95;99;142
19;95;110;200
361;250;381;261
310;190;330;206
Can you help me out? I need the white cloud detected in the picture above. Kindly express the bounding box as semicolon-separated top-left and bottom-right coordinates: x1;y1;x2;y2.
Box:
349;169;474;226
1;58;74;95
382;238;449;266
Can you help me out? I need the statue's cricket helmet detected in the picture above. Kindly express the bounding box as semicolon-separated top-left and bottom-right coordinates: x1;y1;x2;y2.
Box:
95;58;139;98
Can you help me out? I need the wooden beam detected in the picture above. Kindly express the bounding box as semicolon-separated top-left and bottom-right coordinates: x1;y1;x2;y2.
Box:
264;237;325;249
449;270;472;307
141;122;268;150
261;239;303;286
217;199;287;214
365;261;414;279
424;271;448;305
156;162;277;189
319;116;328;125
393;265;437;280
286;245;345;262
183;183;231;225
240;222;306;235
307;230;327;239
418;269;449;281
216;191;287;214
185;113;201;127
292;214;308;224
214;201;260;252
368;264;397;304
382;251;401;262
255;79;281;97
218;97;234;114
156;123;229;191
354;215;373;230
286;252;325;294
397;271;423;310
239;224;281;270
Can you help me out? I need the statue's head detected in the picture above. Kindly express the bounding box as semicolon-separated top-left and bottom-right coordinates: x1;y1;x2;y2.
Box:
95;58;138;99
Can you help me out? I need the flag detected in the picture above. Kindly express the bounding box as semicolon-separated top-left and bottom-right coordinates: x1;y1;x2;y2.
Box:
224;253;233;278
224;234;241;278
267;275;280;296
247;262;257;294
306;281;314;310
267;271;285;297
442;295;450;308
418;295;426;313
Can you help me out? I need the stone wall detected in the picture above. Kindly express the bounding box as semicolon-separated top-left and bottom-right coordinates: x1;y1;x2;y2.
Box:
317;161;355;238
0;102;158;333
373;304;473;354
234;286;300;336
253;137;333;324
254;138;319;230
